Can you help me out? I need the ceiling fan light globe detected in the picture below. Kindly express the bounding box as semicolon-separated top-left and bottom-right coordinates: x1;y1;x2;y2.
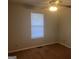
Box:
55;0;59;4
49;6;57;11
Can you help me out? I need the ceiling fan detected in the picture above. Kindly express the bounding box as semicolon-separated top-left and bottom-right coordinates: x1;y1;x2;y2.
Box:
35;0;71;11
49;0;71;7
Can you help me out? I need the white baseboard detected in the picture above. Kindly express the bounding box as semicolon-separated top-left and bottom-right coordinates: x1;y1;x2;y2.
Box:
8;42;71;53
9;42;57;53
59;42;71;48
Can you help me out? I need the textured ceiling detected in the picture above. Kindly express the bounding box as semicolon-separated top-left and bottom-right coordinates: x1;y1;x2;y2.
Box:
9;0;49;5
9;0;71;7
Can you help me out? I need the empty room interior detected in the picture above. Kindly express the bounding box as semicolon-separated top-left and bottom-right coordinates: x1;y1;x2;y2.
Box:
8;0;71;59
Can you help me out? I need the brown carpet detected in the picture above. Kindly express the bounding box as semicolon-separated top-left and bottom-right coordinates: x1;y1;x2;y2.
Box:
9;43;71;59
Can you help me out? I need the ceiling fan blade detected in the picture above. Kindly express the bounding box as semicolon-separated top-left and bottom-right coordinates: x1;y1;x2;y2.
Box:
59;4;71;8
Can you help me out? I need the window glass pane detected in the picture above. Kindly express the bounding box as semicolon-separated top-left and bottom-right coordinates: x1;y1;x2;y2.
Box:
32;26;44;38
31;13;44;26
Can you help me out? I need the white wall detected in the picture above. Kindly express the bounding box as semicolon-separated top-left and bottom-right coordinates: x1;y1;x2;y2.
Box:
58;7;71;48
8;3;58;52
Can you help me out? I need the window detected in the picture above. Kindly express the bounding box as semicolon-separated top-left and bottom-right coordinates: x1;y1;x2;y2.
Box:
31;13;44;39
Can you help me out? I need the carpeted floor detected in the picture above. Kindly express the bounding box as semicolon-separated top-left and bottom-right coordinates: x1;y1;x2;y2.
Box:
9;43;71;59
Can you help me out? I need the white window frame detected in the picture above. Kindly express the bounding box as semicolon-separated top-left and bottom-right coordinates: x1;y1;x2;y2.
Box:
31;12;44;39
